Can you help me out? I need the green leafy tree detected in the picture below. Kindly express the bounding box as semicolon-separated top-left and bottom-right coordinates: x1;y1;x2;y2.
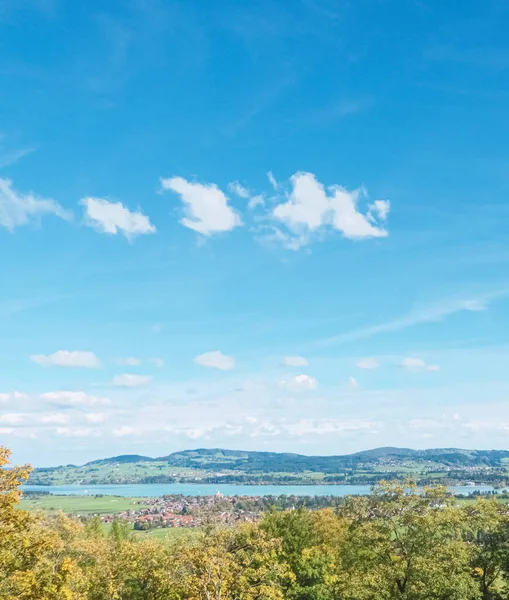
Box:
340;480;478;600
109;517;133;544
261;508;345;600
463;497;509;600
84;515;104;539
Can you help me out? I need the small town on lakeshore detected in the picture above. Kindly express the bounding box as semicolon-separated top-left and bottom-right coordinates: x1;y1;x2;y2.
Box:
20;447;509;536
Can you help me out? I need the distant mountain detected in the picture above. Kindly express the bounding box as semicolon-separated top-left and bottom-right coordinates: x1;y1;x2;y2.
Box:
81;446;509;472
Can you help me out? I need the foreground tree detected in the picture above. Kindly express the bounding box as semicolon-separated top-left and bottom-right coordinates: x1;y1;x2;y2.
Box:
261;508;346;600
5;446;509;600
0;446;86;599
174;524;291;600
340;480;478;600
463;498;509;600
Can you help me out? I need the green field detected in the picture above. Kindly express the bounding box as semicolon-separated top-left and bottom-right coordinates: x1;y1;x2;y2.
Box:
22;494;201;543
20;494;150;516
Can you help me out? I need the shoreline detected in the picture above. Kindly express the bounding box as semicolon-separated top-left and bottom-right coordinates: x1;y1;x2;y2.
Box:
22;482;501;499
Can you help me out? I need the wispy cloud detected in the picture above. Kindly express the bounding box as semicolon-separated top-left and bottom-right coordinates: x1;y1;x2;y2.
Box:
313;291;507;347
0;293;69;318
194;351;235;371
401;357;440;372
279;374;318;391
0;178;71;230
302;97;374;126
0;146;36;168
281;356;309;367
113;374;151;387
355;357;380;370
31;350;100;368
117;356;141;366
42;391;111;407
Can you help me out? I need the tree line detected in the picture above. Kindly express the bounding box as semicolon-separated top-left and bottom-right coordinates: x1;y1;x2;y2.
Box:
3;445;509;599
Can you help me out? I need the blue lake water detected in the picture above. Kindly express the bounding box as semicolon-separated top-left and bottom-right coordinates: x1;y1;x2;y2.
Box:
21;483;499;498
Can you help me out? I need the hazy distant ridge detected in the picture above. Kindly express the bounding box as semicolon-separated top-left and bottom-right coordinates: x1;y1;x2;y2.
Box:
81;446;509;472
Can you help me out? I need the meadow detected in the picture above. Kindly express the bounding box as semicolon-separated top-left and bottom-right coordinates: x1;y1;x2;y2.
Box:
20;494;149;516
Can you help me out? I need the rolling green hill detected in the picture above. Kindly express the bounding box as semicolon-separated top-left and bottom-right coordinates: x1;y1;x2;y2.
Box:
26;447;509;487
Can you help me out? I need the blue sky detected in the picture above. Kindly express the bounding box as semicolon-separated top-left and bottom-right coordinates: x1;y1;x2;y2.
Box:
1;0;509;466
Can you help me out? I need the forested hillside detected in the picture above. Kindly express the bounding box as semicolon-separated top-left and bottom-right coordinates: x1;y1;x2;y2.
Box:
29;446;509;486
97;446;509;470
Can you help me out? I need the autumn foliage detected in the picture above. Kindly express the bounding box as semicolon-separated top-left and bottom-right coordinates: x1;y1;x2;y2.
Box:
3;446;509;599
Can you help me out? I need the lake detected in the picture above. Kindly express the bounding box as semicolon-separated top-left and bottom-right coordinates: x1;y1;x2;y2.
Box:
21;483;499;498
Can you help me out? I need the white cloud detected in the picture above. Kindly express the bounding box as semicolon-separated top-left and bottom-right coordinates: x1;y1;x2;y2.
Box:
40;413;69;424
81;197;155;238
227;181;264;209
0;413;25;425
369;199;390;221
408;418;446;431
272;172;388;248
56;427;99;437
0;428;14;435
274;173;329;232
31;350;100;368
329;187;388;239
284;418;378;436
158;171;388;247
0;391;28;402
113;425;136;437
84;412;108;423
0;146;36;169
267;171;279;191
194;351;235;371
150;358;164;368
355;357;380;370
160;176;242;235
346;376;359;390
227;181;249;198
117;357;141;366
279;374;318;391
248;194;265;209
241;417;281;437
113;374;151;387
282;356;309;367
256;225;307;251
42;391;111;406
315;294;496;347
0;178;71;230
178;427;209;440
401;357;440;372
460;419;509;434
171;423;245;440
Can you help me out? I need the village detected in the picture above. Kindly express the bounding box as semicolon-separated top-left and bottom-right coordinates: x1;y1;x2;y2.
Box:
101;493;262;530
